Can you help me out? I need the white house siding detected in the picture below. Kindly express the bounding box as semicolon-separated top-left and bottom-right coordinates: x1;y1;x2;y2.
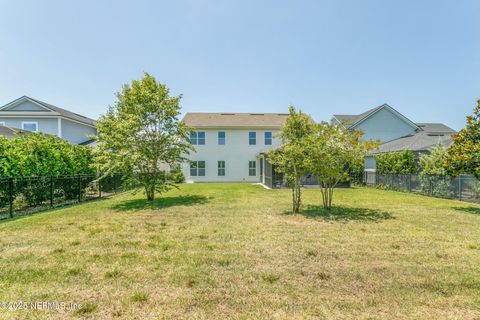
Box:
364;156;377;171
61;119;97;144
354;108;416;142
182;129;281;183
0;117;59;135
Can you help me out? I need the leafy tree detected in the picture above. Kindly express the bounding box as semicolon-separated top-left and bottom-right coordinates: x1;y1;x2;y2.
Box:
445;100;480;178
93;73;193;201
375;150;416;174
304;122;377;209
266;106;315;213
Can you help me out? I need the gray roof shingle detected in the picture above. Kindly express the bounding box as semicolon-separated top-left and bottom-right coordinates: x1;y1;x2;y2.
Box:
377;122;457;153
182;112;289;128
26;97;96;127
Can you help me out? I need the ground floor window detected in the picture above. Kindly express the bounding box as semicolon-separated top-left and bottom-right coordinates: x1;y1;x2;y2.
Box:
190;161;205;176
218;161;225;176
249;160;256;176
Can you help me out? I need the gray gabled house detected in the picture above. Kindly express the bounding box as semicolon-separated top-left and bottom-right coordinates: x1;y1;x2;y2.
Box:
0;96;97;144
331;104;457;170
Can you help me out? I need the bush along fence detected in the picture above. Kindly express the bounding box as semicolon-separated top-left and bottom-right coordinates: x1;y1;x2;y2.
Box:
0;174;123;220
364;171;480;202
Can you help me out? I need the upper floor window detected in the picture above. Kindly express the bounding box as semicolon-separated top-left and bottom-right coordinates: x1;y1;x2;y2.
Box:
22;122;38;132
218;131;225;145
190;161;205;176
249;160;256;176
249;132;256;145
190;131;205;145
264;132;272;145
218;161;225;176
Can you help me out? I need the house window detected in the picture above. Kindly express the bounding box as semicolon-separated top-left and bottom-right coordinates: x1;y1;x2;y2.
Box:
0;122;5;126
264;132;272;145
190;161;205;176
190;131;205;145
249;132;256;145
249;160;256;176
22;122;38;132
218;161;225;176
218;131;225;145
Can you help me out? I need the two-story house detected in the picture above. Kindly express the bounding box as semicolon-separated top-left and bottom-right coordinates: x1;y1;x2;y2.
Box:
0;96;97;144
181;112;288;185
331;104;457;170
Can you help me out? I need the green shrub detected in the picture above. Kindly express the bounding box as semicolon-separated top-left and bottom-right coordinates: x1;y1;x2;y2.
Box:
0;133;94;177
376;150;416;174
0;133;94;208
168;168;185;183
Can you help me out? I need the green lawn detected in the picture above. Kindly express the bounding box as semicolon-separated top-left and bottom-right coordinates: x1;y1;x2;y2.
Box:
1;183;480;319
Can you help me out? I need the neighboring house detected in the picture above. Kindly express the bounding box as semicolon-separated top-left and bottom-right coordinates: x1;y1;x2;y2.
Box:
181;112;288;185
331;104;457;170
0;96;97;144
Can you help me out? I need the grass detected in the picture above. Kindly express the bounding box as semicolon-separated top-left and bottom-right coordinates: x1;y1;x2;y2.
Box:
0;183;480;319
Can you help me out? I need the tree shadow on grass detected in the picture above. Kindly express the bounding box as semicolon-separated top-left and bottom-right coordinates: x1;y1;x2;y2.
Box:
112;194;209;212
298;205;394;222
451;206;480;215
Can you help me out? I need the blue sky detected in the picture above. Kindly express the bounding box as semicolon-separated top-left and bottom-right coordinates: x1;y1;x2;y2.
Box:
0;0;478;130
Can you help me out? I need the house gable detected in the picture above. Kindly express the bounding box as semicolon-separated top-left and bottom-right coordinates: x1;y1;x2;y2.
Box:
350;105;419;142
0;97;53;112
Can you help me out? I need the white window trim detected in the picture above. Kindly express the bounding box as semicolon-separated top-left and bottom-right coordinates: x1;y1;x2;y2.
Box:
57;118;62;138
21;121;38;132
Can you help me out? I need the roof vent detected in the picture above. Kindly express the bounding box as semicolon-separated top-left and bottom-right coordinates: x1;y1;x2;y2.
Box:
427;133;445;137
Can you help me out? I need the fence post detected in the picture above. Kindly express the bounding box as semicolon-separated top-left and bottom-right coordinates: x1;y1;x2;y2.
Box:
429;175;434;196
458;175;462;201
98;178;102;199
50;175;54;207
78;175;82;203
408;174;412;192
8;177;13;218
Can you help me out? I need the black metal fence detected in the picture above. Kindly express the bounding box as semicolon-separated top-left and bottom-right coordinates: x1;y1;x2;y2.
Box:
0;174;123;220
364;171;480;202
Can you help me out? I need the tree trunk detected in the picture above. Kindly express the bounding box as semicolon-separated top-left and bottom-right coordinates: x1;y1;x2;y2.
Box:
146;185;155;201
320;184;334;210
291;165;302;213
296;183;301;212
291;182;301;213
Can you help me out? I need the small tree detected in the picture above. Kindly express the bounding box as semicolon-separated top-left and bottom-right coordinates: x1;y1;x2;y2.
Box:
445;100;480;178
305;122;377;209
266;106;315;213
94;73;193;201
